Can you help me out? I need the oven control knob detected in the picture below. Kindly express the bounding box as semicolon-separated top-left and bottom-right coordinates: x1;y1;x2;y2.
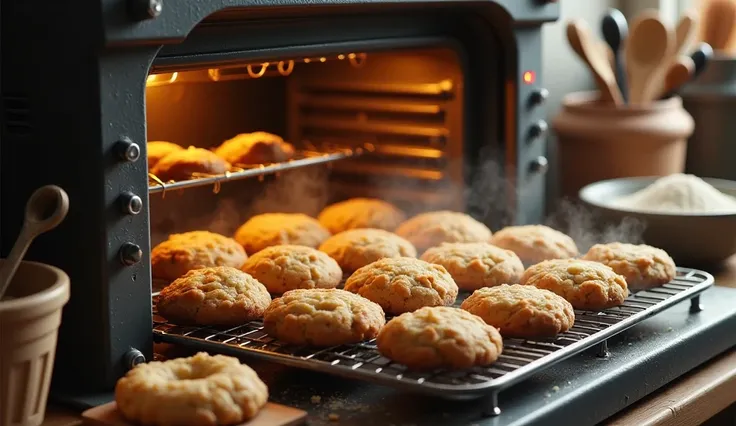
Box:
529;88;549;106
529;156;549;174
528;120;549;140
119;192;143;215
114;138;141;163
128;0;163;20
119;242;143;266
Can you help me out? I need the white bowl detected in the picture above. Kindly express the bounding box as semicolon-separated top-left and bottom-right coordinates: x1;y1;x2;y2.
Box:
579;176;736;267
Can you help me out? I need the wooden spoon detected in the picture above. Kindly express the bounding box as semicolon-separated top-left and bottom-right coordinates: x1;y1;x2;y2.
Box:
0;185;69;300
625;11;673;105
659;56;696;99
700;0;736;51
567;19;624;105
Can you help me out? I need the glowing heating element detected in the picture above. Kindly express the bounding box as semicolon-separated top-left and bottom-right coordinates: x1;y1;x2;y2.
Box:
523;70;536;85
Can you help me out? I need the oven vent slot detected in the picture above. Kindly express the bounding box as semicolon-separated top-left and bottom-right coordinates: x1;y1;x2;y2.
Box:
1;93;32;136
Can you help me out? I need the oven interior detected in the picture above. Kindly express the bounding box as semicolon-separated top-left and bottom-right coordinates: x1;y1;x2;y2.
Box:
147;45;508;246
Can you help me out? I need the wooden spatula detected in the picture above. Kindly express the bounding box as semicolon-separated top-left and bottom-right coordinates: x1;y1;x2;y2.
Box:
659;56;696;99
567;19;624;105
625;11;673;105
700;0;736;51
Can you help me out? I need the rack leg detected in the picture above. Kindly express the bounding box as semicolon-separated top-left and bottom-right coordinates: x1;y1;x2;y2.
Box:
596;340;610;358
481;392;501;417
689;296;703;313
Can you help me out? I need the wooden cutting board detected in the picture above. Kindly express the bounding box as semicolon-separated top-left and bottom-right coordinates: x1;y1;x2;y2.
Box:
81;401;307;426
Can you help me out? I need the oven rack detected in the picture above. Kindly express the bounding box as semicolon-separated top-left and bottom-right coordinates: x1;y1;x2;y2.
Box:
152;267;713;415
148;145;366;194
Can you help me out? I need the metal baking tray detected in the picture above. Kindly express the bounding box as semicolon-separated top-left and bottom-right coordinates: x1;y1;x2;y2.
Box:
152;267;713;414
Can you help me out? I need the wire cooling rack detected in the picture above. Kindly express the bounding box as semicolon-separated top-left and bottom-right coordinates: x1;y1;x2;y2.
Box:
152;267;713;414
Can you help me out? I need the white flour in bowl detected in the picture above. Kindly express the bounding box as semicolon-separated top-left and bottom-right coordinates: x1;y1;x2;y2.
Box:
611;174;736;214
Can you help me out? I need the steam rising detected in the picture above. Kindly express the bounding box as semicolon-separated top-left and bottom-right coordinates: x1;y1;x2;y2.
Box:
149;146;645;253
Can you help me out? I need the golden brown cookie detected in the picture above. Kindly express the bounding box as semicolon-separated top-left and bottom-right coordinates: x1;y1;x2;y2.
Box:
318;198;406;234
489;225;578;266
263;288;385;346
318;228;417;273
234;213;331;255
583;243;676;290
520;259;629;310
151;147;231;182
460;284;575;338
420;242;524;290
241;245;342;294
151;231;248;282
343;257;458;315
395;211;493;254
376;306;503;370
157;266;271;326
215;132;295;165
115;352;268;426
147;141;184;171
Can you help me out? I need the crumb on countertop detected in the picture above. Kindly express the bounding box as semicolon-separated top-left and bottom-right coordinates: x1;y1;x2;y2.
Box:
311;395;322;404
328;413;340;422
552;385;560;393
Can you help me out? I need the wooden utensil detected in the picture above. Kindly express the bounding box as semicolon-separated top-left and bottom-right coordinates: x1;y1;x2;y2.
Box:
625;11;673;105
0;185;69;300
700;0;736;51
601;8;629;103
659;56;696;99
675;10;699;55
567;19;624;105
83;401;308;426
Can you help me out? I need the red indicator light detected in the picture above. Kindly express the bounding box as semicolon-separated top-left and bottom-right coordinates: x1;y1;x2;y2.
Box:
523;70;536;85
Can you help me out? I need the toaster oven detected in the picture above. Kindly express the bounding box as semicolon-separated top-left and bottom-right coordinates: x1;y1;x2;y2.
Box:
0;0;558;400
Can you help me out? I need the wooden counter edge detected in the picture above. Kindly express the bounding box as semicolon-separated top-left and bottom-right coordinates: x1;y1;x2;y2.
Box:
604;349;736;426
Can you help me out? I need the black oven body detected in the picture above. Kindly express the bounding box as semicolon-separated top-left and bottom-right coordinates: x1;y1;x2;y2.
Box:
0;0;558;398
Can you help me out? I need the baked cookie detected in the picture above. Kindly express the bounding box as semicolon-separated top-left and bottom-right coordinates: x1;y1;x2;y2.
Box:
157;266;271;326
520;259;629;310
151;231;248;282
115;352;268;426
376;306;503;370
489;225;578;266
318;228;417;273
318;198;406;234
420;242;524;290
395;211;493;254
234;213;331;255
343;257;458;315
215;131;295;165
151;147;231;182
263;288;385;346
460;284;575;338
583;242;676;290
147;141;184;171
241;245;342;294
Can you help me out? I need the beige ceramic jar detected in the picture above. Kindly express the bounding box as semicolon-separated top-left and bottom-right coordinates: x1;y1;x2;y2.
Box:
552;91;694;198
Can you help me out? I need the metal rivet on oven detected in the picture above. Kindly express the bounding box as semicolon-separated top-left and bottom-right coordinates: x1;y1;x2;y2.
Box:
114;138;141;163
128;0;163;19
529;156;549;174
119;242;143;266
119;192;143;215
123;348;146;370
529;88;549;106
528;120;549;141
